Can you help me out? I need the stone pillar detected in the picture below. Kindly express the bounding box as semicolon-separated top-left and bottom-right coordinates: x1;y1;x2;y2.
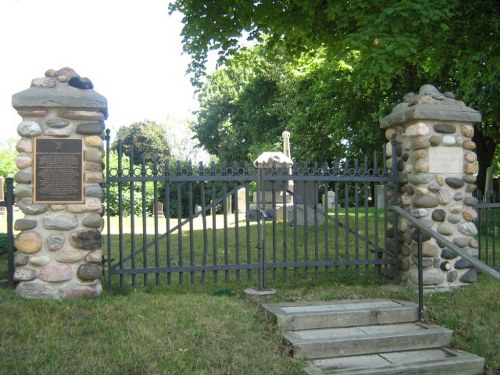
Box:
12;67;107;299
380;85;481;288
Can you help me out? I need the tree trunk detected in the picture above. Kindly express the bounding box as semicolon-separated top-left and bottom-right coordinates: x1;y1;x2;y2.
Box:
473;127;497;194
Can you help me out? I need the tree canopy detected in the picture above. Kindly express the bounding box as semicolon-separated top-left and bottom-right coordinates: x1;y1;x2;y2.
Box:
170;0;499;189
112;120;171;165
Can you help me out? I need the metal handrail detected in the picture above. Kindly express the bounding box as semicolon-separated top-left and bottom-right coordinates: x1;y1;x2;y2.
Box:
392;206;500;319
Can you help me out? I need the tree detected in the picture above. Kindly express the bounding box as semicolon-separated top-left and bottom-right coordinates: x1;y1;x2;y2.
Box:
170;0;500;190
0;139;17;179
112;120;172;165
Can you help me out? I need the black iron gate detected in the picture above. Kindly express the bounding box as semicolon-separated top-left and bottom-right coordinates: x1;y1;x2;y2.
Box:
104;133;399;289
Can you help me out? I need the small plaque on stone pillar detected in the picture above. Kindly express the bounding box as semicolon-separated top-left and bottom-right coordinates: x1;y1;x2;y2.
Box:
33;137;84;204
428;147;463;175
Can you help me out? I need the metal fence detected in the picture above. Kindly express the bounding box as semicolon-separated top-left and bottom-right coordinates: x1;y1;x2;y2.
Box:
475;190;499;270
104;134;399;289
0;178;15;287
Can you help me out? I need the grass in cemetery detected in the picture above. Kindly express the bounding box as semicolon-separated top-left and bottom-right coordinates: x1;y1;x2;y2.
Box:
1;211;499;374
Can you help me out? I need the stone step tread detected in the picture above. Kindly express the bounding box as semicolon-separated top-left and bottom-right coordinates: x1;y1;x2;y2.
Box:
284;323;452;359
261;299;419;330
304;347;485;375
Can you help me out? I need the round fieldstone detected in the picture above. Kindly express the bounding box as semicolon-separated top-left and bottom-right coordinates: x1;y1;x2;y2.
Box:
462;140;476;150
15;155;32;169
445;177;464;189
401;152;409;162
460;269;477;284
56;250;83;263
412;242;439;257
29;255;50;267
406;186;415;195
440;261;451;271
469;238;479;248
429;135;441;146
16;138;32;153
435;175;445;185
86;161;102;172
461;125;474;138
437;189;453;205
464;163;478;174
449;204;464;214
14;267;39;281
457;222;478;236
453;192;464;201
15;254;29;266
466;184;477;193
414;149;426;160
455;136;464;146
47;233;65;251
82;213;104;228
462;208;477;221
455;258;473;269
421;258;434;268
85;185;104;200
453;237;469;248
463;174;477;183
85;171;103;183
434;124;456;134
18;198;48;215
463;196;479;206
441;248;458;259
412;230;431;242
410;268;444;286
85;147;103;162
85;250;103;264
414;160;429;173
447;270;458;282
412;136;430;150
76;121;105;135
14;219;37;231
401;195;412;205
43;214;78;231
414;187;428;196
427;183;441;193
16;231;42;254
400;258;411;271
401;245;411;256
411;208;428;218
397;159;404;171
447;214;461;224
431;209;446;222
67;198;103;213
413;195;439;208
409;174;433;185
77;264;102;281
39;264;73;282
69;229;103;250
16;281;55;299
398;173;409;184
45;128;72;137
46;119;70;128
442;136;456;146
385;128;396;140
15;171;32;184
84;135;103;148
17;120;42;137
437;223;454;235
464;151;477;163
14;184;32;199
407;123;430;137
59;283;102;299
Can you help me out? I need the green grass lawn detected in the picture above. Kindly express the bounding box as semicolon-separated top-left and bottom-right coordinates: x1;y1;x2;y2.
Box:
0;275;498;374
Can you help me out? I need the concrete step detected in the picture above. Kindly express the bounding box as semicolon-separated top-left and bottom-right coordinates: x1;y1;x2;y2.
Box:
304;348;485;375
261;299;419;330
283;322;452;359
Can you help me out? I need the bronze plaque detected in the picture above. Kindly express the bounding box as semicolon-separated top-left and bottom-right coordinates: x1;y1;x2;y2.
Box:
33;138;84;204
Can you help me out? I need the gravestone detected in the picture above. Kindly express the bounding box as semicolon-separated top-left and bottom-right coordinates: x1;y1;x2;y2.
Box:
322;191;336;211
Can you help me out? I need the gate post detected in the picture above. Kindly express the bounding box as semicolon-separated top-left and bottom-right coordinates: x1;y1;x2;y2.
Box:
380;84;481;287
11;68;107;299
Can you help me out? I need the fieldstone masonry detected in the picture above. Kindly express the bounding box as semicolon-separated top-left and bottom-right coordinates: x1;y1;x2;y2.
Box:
12;67;107;299
380;84;481;287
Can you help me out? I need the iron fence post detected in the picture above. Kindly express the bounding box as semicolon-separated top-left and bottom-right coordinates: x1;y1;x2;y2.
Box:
417;228;424;320
6;177;15;288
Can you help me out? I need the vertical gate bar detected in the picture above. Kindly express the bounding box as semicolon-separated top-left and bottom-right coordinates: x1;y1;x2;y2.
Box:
256;167;264;289
200;176;208;283
222;179;229;282
234;182;240;282
314;179;319;278
354;159;360;277
105;130;112;289
303;178;309;277
188;164;195;284
153;158;160;286
271;179;277;280
493;206;496;267
6;178;15;287
245;181;252;281
324;180;330;276
485;205;489;264
364;156;370;276
141;154;148;286
117;142;124;287
476;193;483;262
293;180;298;278
344;160;350;276
177;177;183;285
382;177;389;275
282;176;289;281
334;180;340;278
129;148;136;287
211;179;218;283
373;151;381;275
165;161;172;285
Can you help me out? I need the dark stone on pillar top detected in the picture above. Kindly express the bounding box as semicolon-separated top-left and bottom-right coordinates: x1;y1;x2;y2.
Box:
76;121;105;135
68;76;94;90
46;119;70;128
